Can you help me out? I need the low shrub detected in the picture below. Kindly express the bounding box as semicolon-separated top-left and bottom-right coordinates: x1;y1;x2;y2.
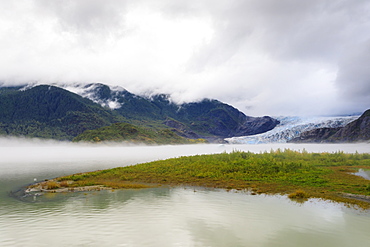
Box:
288;190;309;199
60;180;69;187
46;181;60;190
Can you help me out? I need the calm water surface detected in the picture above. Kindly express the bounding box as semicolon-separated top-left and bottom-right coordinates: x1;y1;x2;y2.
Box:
354;169;370;180
1;139;370;247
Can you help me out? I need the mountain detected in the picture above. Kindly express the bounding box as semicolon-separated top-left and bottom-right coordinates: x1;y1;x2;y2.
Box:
0;85;122;140
60;83;279;138
290;109;370;143
225;115;358;144
0;83;279;141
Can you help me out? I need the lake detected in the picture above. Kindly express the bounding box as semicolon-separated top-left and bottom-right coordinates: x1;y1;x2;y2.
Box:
1;138;370;247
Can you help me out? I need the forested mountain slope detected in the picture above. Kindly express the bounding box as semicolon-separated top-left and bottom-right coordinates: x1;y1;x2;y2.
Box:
0;83;279;141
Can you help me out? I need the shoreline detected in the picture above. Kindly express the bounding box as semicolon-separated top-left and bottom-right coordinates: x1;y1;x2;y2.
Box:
340;193;370;204
25;183;111;194
21;150;370;209
22;178;370;209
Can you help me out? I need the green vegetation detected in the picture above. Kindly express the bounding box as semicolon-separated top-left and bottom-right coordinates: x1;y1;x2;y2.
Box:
49;149;370;208
73;122;207;144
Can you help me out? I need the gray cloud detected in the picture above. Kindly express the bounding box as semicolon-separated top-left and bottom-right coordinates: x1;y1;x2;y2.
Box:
37;0;127;34
189;0;370;66
0;0;369;116
183;0;370;115
336;41;370;103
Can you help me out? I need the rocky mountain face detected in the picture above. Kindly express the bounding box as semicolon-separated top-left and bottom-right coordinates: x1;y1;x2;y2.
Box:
0;83;279;141
290;109;370;143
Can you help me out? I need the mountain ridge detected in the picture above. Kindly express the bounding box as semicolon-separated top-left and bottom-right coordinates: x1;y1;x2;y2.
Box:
0;85;122;140
290;109;370;143
59;83;280;138
0;83;279;142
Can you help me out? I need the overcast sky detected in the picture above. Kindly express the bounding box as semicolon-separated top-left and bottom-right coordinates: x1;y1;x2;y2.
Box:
0;0;369;116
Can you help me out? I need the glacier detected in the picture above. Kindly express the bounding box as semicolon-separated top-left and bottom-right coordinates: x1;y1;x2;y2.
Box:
225;115;359;144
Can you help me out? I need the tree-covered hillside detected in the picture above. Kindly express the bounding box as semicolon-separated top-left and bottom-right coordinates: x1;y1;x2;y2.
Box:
73;122;206;144
0;85;123;140
69;83;279;138
0;83;280;142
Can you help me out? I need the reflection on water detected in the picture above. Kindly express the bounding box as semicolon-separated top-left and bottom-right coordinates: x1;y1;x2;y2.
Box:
354;169;370;180
2;187;370;247
1;141;370;246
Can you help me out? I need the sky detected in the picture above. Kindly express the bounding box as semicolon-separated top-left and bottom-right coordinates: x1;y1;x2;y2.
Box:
0;0;369;117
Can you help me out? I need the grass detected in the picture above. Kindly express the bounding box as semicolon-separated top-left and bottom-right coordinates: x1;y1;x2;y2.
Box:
43;181;60;190
52;149;370;208
288;189;309;199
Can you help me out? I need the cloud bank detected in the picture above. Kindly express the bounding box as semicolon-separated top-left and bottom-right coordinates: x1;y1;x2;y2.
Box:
0;0;369;116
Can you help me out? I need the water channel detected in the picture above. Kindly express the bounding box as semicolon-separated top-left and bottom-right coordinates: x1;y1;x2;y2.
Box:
1;139;370;246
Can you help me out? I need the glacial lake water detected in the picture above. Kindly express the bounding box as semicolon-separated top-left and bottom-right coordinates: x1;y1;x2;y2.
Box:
354;169;370;180
1;139;370;247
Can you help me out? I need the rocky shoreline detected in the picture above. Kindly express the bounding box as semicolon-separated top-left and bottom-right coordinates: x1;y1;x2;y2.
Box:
341;193;370;204
25;183;111;194
17;178;370;209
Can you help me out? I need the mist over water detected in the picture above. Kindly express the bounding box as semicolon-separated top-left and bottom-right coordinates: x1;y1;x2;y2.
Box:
1;138;370;247
1;137;369;194
1;137;369;165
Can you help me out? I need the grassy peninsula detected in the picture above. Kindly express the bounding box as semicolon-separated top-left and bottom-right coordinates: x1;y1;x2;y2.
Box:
34;150;370;208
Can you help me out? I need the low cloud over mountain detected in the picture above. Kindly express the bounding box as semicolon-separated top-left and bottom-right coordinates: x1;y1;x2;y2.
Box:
0;1;369;116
